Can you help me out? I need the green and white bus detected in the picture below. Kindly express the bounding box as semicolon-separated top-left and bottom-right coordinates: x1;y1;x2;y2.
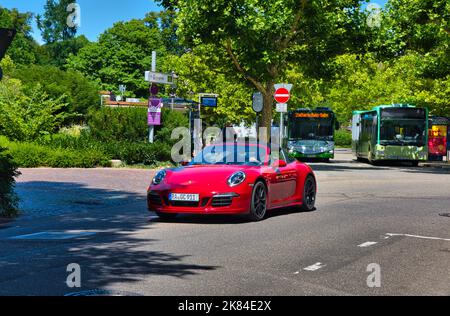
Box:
286;108;339;162
352;104;429;166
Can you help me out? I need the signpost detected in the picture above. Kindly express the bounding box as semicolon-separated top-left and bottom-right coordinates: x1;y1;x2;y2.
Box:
145;71;175;85
274;84;293;145
252;92;264;130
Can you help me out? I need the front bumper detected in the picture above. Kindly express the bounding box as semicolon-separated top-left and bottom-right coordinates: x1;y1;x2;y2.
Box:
147;189;252;215
373;145;428;161
290;152;334;159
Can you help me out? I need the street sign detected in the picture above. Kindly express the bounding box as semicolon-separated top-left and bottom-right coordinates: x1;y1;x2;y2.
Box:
201;96;218;107
276;103;288;113
274;87;291;104
119;85;126;94
145;71;174;85
252;92;264;113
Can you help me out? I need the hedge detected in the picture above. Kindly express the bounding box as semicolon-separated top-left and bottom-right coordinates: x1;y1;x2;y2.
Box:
0;146;20;217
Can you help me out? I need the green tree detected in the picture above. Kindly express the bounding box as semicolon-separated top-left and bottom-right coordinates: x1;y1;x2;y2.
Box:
164;0;368;129
67;18;165;97
0;6;39;65
0;77;68;141
0;146;20;217
39;35;90;68
37;0;78;44
375;0;449;79
12;64;99;119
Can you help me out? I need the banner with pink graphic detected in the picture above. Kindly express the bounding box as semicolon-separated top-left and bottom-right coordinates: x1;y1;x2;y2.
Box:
148;98;162;126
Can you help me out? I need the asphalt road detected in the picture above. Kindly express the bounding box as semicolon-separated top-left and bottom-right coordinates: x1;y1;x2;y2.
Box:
0;150;449;296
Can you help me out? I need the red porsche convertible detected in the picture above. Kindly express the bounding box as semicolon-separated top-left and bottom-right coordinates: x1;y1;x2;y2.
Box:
147;143;317;221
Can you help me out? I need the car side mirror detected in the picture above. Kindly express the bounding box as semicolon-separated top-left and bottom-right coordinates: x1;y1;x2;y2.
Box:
274;160;287;168
180;161;190;167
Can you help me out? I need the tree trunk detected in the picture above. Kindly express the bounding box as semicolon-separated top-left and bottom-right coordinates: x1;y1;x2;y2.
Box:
259;82;274;143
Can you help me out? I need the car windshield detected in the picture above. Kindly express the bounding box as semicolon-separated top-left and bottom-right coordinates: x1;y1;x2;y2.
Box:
380;119;426;146
289;117;333;141
190;144;267;166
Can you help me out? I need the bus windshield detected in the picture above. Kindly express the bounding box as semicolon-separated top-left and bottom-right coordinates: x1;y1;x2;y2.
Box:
289;117;333;141
380;119;426;146
380;108;427;146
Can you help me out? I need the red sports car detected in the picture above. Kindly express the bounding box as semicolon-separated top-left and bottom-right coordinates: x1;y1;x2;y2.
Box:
147;143;317;221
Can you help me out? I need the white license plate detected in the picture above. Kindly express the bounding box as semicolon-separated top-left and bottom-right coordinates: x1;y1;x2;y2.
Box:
169;193;200;202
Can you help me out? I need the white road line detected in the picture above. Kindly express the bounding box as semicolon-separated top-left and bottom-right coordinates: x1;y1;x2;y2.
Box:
303;263;326;272
358;241;378;248
386;233;450;242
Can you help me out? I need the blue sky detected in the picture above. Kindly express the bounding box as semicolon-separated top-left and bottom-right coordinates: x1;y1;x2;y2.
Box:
1;0;388;44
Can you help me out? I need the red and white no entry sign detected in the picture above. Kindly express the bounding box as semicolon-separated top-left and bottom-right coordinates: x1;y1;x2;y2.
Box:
274;87;290;104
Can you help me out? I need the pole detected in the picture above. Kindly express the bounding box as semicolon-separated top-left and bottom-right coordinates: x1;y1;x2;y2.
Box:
149;51;156;143
280;112;284;147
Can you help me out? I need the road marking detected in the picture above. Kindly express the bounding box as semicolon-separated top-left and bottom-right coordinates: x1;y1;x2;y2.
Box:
358;242;378;248
303;263;326;272
386;233;450;242
10;231;97;240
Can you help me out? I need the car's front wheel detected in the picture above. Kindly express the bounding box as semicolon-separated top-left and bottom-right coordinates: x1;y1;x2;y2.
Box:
301;175;317;212
248;181;267;222
155;212;178;221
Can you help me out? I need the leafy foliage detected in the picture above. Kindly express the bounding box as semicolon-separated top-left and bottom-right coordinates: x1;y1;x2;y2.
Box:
0;77;68;141
67;17;166;97
36;0;78;44
0;7;39;65
0;146;20;217
12;64;99;119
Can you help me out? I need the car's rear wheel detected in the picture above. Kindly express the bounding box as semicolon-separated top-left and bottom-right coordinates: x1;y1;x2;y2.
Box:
248;181;267;222
155;212;178;221
301;175;316;212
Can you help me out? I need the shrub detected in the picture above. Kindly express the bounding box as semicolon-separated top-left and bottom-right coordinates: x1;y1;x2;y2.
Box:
335;129;352;148
0;79;69;141
0;136;111;168
12;64;100;119
88;107;189;144
36;134;173;166
0;146;20;217
88;107;148;142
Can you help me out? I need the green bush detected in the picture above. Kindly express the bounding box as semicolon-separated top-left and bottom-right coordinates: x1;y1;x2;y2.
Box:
88;107;148;142
335;129;352;148
0;78;69;141
36;134;172;166
12;64;100;119
0;136;111;168
88;107;189;144
0;146;20;217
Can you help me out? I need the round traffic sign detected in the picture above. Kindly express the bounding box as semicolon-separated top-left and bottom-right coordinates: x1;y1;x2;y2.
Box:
274;88;290;104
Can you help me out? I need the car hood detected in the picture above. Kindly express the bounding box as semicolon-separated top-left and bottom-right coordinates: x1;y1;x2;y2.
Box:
163;165;254;187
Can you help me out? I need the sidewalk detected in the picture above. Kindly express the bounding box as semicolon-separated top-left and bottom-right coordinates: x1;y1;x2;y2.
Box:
421;161;450;169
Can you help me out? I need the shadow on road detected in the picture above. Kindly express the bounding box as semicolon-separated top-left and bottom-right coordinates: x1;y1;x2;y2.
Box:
0;181;218;295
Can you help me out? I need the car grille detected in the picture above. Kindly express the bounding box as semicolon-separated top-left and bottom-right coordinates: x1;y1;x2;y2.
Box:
211;196;233;207
148;192;162;206
170;201;200;207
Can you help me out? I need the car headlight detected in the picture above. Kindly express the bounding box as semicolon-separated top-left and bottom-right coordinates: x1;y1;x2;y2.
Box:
227;171;246;187
152;170;167;185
